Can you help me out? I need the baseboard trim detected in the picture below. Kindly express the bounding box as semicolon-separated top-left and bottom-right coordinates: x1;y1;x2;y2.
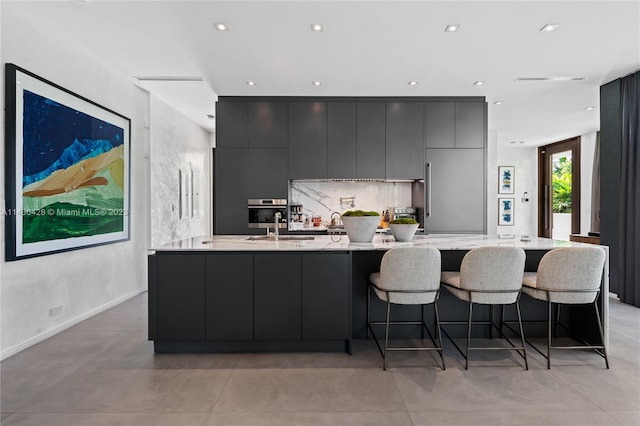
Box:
1;288;146;361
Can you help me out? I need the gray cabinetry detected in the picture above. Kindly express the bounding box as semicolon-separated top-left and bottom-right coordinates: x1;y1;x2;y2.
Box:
247;148;288;199
455;102;486;148
249;101;287;148
289;102;327;179
156;254;206;340
327;102;357;178
425;102;455;148
385;102;424;179
425;148;485;233
254;253;302;340
356;102;386;179
216;102;248;148
302;253;351;340
206;254;253;340
214;148;248;234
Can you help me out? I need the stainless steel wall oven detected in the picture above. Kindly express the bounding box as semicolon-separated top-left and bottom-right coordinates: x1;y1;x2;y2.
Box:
248;199;288;229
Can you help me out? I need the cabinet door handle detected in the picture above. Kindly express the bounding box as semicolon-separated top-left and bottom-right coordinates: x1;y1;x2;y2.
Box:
425;162;432;217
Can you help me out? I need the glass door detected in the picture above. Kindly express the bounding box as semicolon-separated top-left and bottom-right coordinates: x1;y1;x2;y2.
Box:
538;138;581;239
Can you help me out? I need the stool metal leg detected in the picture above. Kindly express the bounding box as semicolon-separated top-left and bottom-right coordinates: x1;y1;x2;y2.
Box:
383;300;391;371
516;301;528;370
547;299;552;369
434;300;446;370
594;299;610;369
466;301;473;370
366;286;371;340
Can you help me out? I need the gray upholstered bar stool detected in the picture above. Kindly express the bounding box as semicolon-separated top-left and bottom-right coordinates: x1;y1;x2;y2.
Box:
367;247;445;371
440;246;528;370
521;246;609;369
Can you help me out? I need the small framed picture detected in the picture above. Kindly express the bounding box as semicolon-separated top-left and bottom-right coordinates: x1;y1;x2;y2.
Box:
498;198;515;226
498;166;515;194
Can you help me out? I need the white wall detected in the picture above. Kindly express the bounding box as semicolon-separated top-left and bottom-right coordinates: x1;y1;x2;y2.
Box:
494;132;597;240
0;6;151;359
149;96;211;246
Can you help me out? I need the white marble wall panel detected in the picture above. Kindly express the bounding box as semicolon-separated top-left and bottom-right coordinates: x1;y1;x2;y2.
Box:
290;181;412;224
150;96;211;247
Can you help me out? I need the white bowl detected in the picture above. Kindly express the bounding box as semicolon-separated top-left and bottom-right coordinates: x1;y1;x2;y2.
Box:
341;216;380;243
388;223;419;242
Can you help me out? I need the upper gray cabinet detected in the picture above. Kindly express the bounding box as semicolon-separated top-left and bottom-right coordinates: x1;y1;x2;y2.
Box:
247;148;288;199
289;102;328;179
425;102;455;148
455;102;486;148
356;102;386;179
216;102;249;148
327;102;357;178
249;102;287;148
385;102;424;180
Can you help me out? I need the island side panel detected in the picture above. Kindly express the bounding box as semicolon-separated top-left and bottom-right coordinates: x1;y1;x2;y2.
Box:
157;254;206;341
206;253;254;340
148;254;157;340
254;253;302;340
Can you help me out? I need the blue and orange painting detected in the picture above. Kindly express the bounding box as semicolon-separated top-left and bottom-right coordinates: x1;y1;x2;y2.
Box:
21;90;125;243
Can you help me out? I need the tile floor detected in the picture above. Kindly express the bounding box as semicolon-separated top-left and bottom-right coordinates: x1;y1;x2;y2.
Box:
1;293;638;426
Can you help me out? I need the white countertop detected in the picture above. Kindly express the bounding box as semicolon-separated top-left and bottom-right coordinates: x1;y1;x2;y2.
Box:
152;234;603;252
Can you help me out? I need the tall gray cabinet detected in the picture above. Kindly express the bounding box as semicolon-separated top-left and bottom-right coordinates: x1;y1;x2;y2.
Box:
423;101;486;233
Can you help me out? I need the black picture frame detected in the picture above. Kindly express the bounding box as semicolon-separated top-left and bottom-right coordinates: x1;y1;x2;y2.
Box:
4;64;131;261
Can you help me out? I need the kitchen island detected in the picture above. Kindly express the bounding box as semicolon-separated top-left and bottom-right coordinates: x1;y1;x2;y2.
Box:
148;234;609;353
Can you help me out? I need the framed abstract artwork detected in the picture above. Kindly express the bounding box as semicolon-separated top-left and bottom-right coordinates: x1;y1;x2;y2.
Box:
4;64;130;260
498;198;515;226
498;166;515;194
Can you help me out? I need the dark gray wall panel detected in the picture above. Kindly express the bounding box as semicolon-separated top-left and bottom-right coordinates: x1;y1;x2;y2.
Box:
249;101;287;148
425;102;455;148
600;79;622;295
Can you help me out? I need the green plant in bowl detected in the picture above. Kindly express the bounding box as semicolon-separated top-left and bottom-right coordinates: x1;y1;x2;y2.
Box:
341;210;380;217
389;217;418;225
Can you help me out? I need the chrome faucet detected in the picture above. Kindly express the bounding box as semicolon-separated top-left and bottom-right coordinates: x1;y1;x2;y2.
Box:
274;212;281;240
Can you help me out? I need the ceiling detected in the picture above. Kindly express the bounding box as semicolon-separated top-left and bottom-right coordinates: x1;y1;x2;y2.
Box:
5;1;640;146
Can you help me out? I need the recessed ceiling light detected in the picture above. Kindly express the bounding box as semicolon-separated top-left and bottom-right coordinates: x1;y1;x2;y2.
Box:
311;24;323;32
585;106;595;111
214;23;229;31
408;81;418;86
510;141;517;144
207;114;215;120
312;81;321;86
540;23;559;32
16;80;21;84
444;24;459;32
494;101;503;105
246;80;256;86
519;141;525;144
473;81;484;86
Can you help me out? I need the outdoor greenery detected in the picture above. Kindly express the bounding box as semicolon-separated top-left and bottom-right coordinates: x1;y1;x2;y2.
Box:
552;156;572;213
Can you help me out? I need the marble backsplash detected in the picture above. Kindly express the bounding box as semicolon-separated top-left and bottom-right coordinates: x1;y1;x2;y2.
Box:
290;180;413;226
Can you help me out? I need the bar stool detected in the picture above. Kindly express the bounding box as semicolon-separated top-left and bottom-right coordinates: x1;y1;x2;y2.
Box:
440;246;528;370
521;246;609;369
367;247;445;371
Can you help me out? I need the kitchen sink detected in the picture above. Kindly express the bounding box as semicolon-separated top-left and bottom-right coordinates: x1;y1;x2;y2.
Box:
245;235;316;241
